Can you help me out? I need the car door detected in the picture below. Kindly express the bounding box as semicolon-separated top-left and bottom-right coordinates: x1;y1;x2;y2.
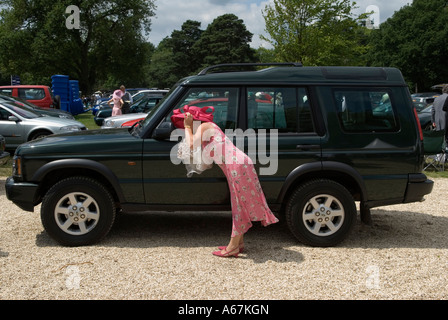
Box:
0;105;25;148
141;87;240;206
243;86;322;204
318;86;418;201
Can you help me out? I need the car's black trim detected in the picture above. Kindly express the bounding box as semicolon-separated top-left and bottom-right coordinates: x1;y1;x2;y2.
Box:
5;177;39;212
277;161;368;205
31;159;126;203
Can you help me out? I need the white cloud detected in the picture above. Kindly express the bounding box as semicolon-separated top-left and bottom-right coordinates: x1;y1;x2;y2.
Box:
148;0;272;48
148;0;412;48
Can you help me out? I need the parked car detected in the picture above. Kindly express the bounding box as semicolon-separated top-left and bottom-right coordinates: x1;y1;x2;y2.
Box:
0;100;86;149
132;89;168;104
94;94;166;126
121;118;145;128
431;84;447;92
94;90;168;126
0;95;74;119
101;112;148;129
411;92;439;105
0;85;56;109
413;101;428;112
6;63;433;247
417;104;433;131
0;134;9;165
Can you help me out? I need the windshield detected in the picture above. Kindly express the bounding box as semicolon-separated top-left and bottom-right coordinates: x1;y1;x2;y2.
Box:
132;85;181;136
1;102;41;119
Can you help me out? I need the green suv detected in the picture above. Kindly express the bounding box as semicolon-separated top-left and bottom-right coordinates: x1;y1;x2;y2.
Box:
6;63;434;247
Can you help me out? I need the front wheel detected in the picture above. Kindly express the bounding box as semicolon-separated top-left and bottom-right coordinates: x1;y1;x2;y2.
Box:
285;179;357;247
41;177;116;246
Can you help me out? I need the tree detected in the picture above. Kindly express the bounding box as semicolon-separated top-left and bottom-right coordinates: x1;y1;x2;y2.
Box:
0;0;156;93
147;15;258;88
261;0;368;66
146;37;180;89
366;0;448;92
169;20;203;77
192;14;257;69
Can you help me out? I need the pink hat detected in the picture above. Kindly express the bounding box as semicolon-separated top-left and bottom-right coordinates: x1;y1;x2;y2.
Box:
171;105;214;129
113;89;123;99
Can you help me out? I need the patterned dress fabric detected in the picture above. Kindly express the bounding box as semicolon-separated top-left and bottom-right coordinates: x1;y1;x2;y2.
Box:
202;123;279;237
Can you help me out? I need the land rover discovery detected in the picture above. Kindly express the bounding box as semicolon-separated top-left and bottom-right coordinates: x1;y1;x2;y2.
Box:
5;63;434;247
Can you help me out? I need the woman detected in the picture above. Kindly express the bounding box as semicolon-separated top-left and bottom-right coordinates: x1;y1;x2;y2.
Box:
108;88;124;116
180;109;279;258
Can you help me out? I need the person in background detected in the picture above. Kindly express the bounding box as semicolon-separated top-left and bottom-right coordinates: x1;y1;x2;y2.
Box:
120;85;133;114
432;84;448;143
108;87;124;116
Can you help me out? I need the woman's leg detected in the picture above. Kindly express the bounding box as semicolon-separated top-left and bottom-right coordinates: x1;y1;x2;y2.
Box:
224;234;243;252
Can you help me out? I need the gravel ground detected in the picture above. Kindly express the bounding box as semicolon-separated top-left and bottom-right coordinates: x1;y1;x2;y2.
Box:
1;176;447;301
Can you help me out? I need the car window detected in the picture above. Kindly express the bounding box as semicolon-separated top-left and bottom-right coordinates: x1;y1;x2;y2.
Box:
0;107;12;120
18;88;46;100
334;89;399;132
247;87;314;133
0;89;13;96
2;103;40;119
167;88;239;130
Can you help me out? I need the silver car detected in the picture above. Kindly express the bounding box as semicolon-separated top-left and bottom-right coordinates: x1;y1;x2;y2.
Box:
0;134;9;165
101;113;147;129
0;101;86;149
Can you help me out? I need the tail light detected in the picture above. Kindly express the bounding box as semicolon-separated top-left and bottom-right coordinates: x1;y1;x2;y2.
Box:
413;108;423;141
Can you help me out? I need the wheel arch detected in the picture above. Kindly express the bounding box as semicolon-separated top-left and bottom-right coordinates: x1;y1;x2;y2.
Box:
32;159;125;205
277;161;367;213
27;128;53;141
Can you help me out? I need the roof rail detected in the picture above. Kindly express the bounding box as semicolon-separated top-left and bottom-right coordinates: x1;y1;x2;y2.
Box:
198;62;303;75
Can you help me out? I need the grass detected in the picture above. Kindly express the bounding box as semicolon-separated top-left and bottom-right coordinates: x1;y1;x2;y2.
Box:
75;112;99;130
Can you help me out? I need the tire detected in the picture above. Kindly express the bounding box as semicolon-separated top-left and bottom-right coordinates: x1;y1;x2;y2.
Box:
29;130;52;141
41;177;116;246
54;95;61;109
285;179;357;247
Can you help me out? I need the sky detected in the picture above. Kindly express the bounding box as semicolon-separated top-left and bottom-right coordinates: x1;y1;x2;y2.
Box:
148;0;412;48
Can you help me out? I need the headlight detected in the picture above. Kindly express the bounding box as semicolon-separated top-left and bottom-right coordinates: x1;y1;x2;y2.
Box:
59;114;75;120
104;120;114;127
59;125;81;132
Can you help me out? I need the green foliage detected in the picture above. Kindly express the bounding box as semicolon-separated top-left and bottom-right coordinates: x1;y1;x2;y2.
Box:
147;14;258;88
0;0;156;93
192;14;257;69
366;0;448;92
261;0;369;66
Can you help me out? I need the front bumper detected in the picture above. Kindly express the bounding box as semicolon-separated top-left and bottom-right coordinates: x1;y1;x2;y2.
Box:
5;177;39;212
0;151;9;166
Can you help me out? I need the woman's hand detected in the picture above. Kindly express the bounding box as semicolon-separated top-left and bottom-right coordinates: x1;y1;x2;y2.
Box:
184;112;193;128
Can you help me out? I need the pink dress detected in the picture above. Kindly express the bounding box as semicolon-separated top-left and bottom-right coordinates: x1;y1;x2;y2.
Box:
202;123;279;237
111;90;123;116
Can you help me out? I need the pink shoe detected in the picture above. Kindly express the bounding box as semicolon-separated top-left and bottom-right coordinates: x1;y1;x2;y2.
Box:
218;244;244;253
212;247;239;258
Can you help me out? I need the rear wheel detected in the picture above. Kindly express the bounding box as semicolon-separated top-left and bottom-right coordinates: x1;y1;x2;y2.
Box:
285;179;357;247
41;176;116;246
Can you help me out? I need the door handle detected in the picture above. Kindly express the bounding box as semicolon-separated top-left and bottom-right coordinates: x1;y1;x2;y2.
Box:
296;144;320;151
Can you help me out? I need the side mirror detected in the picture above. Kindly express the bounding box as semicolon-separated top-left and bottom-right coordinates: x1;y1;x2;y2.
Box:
8;116;20;122
153;121;175;140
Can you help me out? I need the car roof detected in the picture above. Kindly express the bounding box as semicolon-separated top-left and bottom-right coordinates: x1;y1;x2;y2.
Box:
181;65;407;87
0;85;50;89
